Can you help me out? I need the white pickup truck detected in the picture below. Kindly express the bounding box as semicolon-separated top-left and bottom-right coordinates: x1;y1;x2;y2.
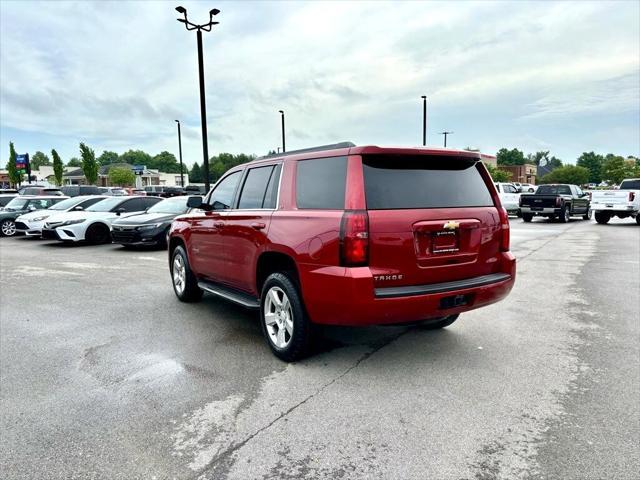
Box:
590;178;640;225
494;182;521;216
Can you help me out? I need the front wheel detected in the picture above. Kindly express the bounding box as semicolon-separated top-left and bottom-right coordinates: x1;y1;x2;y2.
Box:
170;245;203;302
522;213;533;223
0;219;17;237
261;272;312;362
594;211;610;225
419;314;459;330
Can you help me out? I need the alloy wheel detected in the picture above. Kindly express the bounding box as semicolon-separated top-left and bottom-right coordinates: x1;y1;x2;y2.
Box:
172;254;186;295
264;286;293;349
1;220;16;236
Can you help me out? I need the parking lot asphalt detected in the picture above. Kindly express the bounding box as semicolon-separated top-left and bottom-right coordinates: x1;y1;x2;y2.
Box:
1;217;638;480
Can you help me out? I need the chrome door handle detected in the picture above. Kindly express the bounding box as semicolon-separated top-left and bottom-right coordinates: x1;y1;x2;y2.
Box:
251;222;266;230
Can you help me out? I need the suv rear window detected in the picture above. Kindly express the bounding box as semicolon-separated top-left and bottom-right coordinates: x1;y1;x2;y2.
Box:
362;155;493;210
296;156;347;209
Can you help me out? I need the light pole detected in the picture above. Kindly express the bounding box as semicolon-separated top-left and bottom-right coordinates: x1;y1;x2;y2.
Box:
421;96;427;146
279;110;286;153
440;131;453;148
175;120;184;187
175;6;220;192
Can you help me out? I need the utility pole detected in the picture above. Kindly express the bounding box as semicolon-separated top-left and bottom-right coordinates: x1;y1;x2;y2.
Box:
440;131;453;148
421;95;427;146
175;120;185;187
279;110;286;153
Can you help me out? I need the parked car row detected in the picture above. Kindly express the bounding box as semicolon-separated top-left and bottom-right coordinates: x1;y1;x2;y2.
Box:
1;194;201;247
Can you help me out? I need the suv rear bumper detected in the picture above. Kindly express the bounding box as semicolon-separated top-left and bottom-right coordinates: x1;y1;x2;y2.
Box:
300;252;516;326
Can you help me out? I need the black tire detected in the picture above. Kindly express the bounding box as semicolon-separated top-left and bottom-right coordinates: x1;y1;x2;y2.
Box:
594;211;610;225
86;223;111;244
0;219;17;237
636;215;640;226
260;272;312;362
170;245;203;302
583;209;591;221
419;314;459;330
522;213;533;223
559;204;570;223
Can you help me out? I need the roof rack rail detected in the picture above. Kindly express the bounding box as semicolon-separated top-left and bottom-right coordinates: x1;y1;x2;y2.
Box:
257;142;356;160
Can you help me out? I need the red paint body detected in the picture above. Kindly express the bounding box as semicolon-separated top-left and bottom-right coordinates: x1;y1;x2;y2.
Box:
170;145;516;325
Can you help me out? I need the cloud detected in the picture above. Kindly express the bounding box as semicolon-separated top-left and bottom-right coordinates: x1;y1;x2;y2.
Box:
1;0;639;165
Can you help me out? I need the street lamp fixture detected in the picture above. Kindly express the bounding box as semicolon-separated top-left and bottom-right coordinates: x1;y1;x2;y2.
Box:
175;120;184;187
278;110;286;153
440;131;454;148
175;5;221;191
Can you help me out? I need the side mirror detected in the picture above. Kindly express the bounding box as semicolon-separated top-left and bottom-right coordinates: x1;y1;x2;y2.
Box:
28;205;37;211
115;207;126;216
186;196;203;209
73;205;84;211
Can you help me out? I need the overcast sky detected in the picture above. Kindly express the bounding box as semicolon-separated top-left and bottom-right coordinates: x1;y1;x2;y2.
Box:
1;0;639;167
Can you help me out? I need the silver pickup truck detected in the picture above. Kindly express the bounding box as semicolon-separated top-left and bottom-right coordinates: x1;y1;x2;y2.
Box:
590;178;640;225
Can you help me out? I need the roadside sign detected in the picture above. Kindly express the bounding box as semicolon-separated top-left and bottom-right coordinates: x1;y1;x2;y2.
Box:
133;164;145;176
16;153;29;174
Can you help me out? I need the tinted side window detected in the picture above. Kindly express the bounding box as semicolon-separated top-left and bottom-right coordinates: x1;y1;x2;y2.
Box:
238;166;274;209
144;197;162;208
209;171;241;210
296;156;347;209
118;199;143;212
362;155;493;209
78;198;103;209
263;164;282;209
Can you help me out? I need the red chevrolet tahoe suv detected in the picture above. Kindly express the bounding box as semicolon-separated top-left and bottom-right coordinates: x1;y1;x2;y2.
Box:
169;143;516;361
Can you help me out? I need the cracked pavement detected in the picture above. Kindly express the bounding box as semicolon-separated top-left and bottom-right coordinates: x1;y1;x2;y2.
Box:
1;218;638;479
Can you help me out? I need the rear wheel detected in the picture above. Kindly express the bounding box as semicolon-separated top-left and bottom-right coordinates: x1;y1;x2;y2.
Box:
583;209;592;220
0;219;17;237
86;223;110;244
419;314;459;330
170;245;203;302
522;213;533;223
594;211;610;224
261;272;312;362
559;205;571;223
635;215;640;225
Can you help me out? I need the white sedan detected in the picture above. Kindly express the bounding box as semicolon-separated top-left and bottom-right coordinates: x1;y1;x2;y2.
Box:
42;196;162;244
15;195;107;237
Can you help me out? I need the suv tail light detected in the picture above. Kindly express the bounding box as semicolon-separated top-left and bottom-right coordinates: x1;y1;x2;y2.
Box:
629;192;635;202
340;210;369;266
498;207;510;252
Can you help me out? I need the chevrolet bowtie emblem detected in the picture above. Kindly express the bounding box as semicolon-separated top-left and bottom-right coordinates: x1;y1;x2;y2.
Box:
443;221;459;230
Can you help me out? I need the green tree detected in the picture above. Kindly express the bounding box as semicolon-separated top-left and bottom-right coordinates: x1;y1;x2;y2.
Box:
6;142;23;187
602;154;639;184
108;166;136;187
30;151;51;170
189;162;203;183
485;163;512;182
51;149;64;186
97;150;119;166
67;157;82;167
118;149;152;166
496;148;525;166
540;165;589;185
576;151;604;184
149;151;181;173
79;142;99;185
